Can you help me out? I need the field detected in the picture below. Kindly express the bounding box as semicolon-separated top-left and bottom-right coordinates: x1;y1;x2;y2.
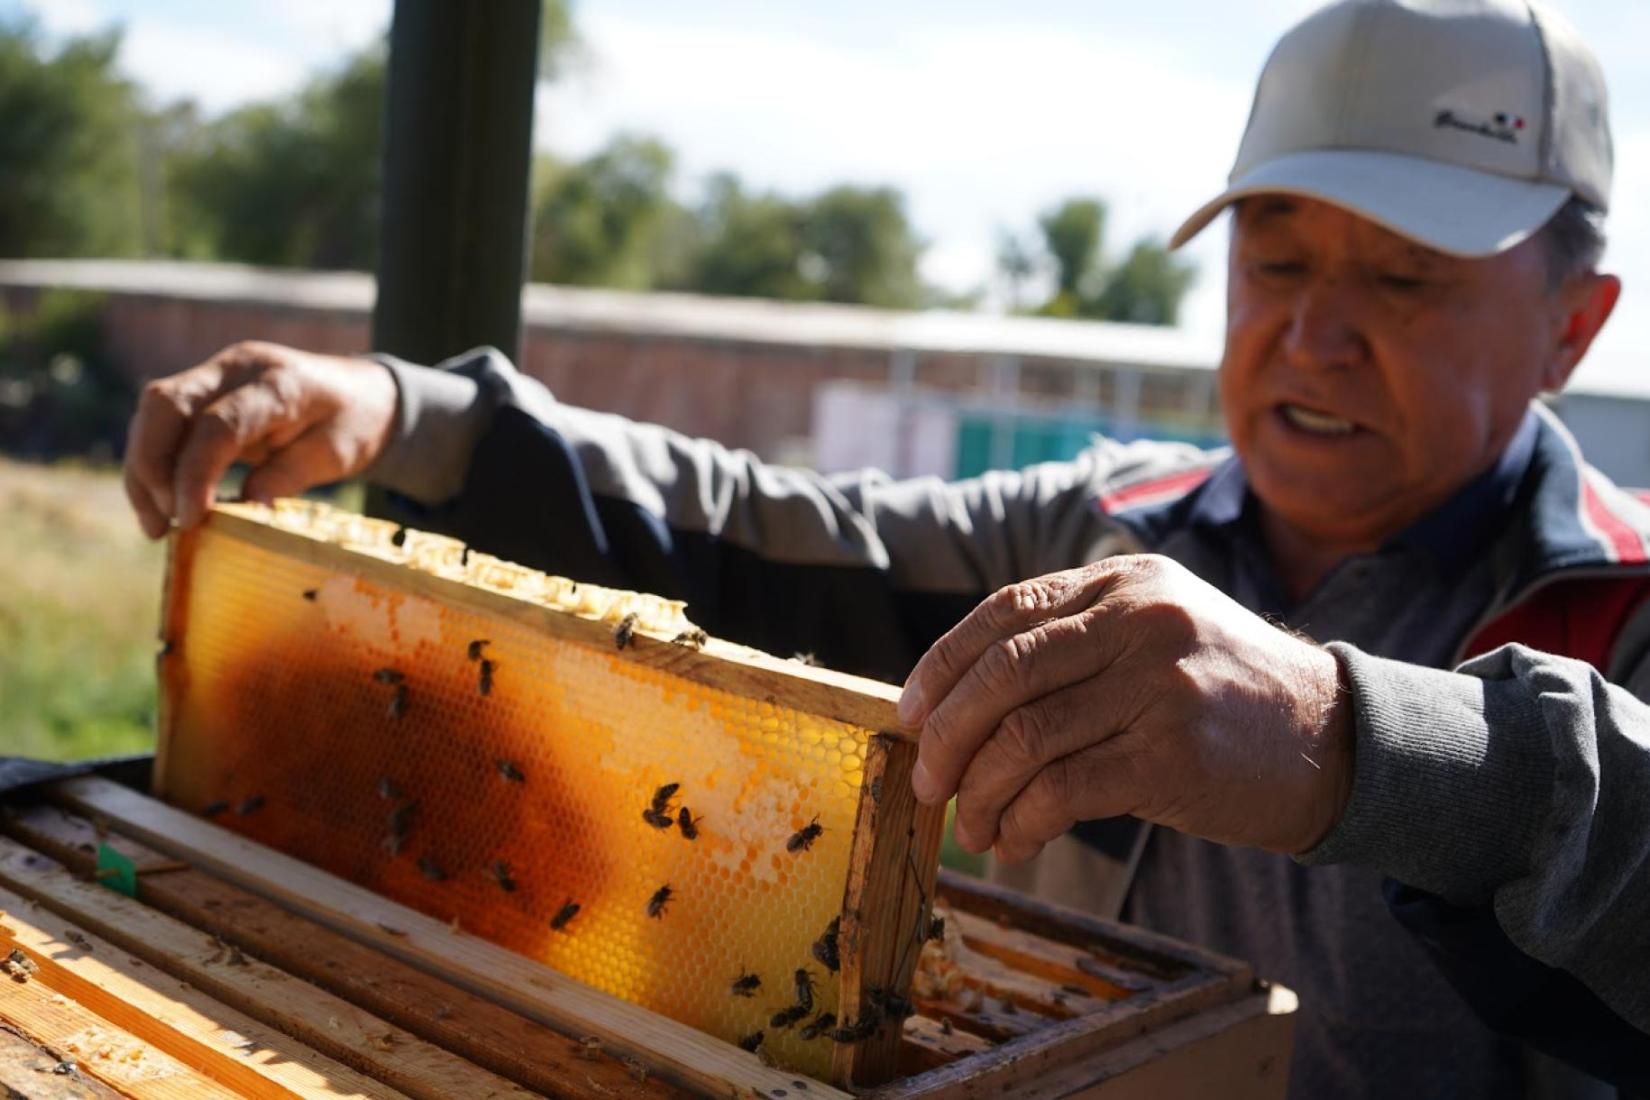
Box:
0;459;165;761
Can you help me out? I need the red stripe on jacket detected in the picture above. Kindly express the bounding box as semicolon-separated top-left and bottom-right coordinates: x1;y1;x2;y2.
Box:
1098;468;1213;514
1581;473;1649;564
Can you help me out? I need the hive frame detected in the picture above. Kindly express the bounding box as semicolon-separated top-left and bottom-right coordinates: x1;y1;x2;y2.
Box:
152;503;945;1089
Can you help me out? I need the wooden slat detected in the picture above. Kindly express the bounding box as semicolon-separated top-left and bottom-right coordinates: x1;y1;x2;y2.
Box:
2;804;688;1100
55;775;852;1100
0;985;224;1099
0;883;408;1099
935;870;1248;985
861;966;1257;1100
945;909;1146;999
831;735;947;1087
896;1017;989;1077
202;508;911;738
985;985;1295;1100
0;837;535;1100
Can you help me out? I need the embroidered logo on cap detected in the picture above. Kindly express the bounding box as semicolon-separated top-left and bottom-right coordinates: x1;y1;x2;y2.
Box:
1434;108;1524;145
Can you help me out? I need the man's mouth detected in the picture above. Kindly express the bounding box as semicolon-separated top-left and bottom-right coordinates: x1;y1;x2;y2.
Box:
1278;403;1357;437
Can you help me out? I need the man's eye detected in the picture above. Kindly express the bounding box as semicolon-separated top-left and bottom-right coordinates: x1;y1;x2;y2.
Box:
1252;260;1305;278
1379;273;1429;292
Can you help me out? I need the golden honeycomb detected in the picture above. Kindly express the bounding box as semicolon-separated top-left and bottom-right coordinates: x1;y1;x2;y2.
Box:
155;501;887;1079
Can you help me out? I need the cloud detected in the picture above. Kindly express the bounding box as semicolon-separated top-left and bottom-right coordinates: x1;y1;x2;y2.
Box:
119;21;306;112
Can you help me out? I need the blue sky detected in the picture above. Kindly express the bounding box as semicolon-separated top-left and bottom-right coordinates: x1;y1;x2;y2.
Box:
12;0;1650;390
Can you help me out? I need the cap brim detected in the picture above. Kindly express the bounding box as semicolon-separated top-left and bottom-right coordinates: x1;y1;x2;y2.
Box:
1169;149;1570;257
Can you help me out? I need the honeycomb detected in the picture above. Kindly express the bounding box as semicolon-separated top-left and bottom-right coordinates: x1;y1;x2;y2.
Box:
155;501;888;1079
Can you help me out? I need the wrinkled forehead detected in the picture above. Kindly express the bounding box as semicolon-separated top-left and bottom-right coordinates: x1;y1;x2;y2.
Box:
1232;195;1456;262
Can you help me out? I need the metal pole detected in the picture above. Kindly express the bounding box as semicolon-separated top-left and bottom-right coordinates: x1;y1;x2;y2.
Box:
372;0;541;367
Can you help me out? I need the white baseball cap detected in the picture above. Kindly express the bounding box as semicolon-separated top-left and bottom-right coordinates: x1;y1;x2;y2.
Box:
1170;0;1611;257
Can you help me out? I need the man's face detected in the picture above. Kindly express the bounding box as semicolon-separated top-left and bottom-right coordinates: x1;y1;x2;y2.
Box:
1222;196;1570;548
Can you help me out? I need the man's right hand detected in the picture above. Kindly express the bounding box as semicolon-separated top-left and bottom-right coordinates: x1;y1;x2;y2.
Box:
123;341;398;539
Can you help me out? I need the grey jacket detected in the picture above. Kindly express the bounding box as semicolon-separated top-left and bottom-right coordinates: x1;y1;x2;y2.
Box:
366;347;1650;1093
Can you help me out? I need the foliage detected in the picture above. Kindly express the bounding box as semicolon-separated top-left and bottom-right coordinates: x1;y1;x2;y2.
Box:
0;289;130;459
0;19;144;258
530;135;686;289
167;47;387;270
1005;196;1196;326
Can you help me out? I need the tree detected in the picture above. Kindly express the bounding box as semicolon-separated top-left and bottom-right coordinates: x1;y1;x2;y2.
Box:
685;174;813;301
0;19;144;258
802;186;923;309
529;135;686;289
1088;238;1197;326
167;47;386;270
1008;195;1195;326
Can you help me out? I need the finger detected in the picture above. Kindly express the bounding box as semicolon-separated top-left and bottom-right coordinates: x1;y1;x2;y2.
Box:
171;384;310;528
239;424;346;504
992;739;1148;865
900;561;1137;730
915;605;1124;808
951;674;1136;852
123;462;170;539
125;365;229;524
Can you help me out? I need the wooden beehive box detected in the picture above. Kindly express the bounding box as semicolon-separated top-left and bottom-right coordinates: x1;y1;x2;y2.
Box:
0;790;1294;1099
0;500;1294;1097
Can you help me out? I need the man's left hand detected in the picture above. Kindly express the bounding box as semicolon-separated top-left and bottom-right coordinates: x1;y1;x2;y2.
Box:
898;555;1354;863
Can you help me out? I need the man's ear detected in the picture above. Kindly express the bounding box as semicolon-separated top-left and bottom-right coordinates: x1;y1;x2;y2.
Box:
1544;272;1621;391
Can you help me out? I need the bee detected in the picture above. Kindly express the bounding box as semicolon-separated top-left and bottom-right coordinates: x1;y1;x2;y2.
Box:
623;1058;648;1083
677;806;701;840
799;1012;836;1041
575;1036;602;1061
939;1017;953;1036
467;639;490;661
810;916;840;973
302;588;318;601
769;1005;807;1029
236;795;264;815
372;668;405;685
417;857;447;882
736;1030;764;1053
730;969;761;997
791;652;818;666
641;808;674;830
490;859;516;892
650;782;679;810
793;968;815;1013
829;1015;881;1043
495;759;525;783
927;915;945;942
376;777;401;801
478;658;496;696
202;800;229;817
384;802;415;855
787;815;823;853
613;612;639;650
550;900;581;931
670;628;708;649
868;986;914;1020
388;683;408;720
646;884;672;919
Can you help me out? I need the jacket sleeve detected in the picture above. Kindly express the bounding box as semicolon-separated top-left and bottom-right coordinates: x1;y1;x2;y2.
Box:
1299;641;1650;1084
361;347;1176;683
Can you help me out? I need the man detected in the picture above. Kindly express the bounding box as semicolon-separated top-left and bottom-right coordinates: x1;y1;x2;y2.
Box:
123;0;1649;1094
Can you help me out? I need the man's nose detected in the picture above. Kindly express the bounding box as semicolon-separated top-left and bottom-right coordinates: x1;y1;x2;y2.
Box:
1283;277;1368;372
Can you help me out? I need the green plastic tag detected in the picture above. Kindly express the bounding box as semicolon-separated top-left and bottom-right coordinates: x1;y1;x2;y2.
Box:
95;843;137;898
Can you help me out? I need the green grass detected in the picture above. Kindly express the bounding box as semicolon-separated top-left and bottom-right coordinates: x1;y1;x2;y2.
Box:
0;459;165;761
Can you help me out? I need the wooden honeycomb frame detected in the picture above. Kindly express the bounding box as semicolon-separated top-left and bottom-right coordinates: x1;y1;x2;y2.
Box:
150;501;946;1089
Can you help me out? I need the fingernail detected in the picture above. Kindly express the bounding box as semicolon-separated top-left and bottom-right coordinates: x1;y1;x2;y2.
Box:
897;683;924;726
910;759;937;804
